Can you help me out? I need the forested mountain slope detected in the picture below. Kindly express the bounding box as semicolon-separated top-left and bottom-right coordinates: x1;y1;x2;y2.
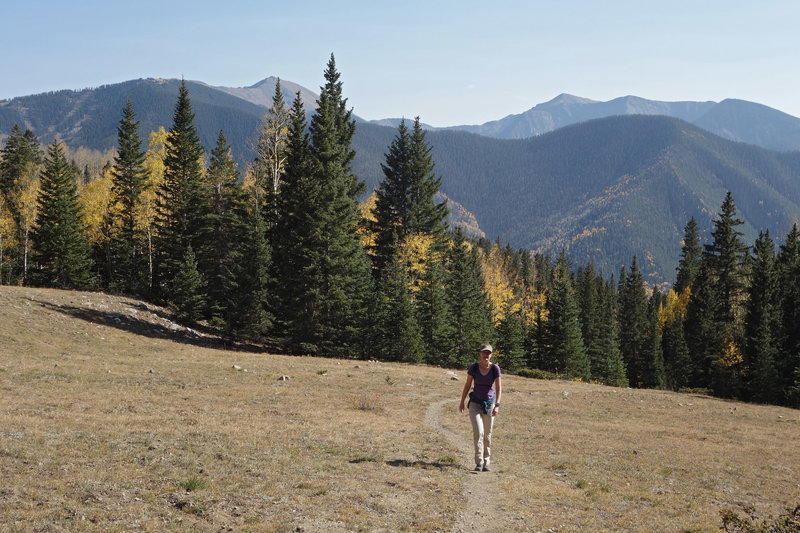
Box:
415;116;800;285
3;81;800;285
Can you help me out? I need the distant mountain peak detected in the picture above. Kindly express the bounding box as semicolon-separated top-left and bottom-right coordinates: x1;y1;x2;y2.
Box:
544;93;599;106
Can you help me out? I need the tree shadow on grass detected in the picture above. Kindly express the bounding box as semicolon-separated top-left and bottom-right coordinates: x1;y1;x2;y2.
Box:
32;299;267;353
384;458;460;470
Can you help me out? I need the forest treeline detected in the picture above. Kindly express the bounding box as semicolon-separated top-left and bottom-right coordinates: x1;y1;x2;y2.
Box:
1;56;799;407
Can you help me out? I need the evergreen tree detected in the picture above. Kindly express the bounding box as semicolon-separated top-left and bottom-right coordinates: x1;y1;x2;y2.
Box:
304;54;374;357
0;125;42;283
545;257;590;379
200;130;250;326
685;261;722;389
576;263;604;376
445;229;494;367
374;251;423;363
596;279;628;386
108;98;149;295
272;92;322;352
662;309;690;391
617;257;650;387
29;140;94;289
372;117;447;279
644;291;667;389
704;192;748;397
743;231;780;403
416;245;455;365
675;217;702;294
171;246;206;322
231;192;272;340
153;80;207;302
495;304;526;373
777;224;800;406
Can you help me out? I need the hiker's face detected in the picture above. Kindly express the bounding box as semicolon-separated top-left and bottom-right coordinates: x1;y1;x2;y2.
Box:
480;350;492;361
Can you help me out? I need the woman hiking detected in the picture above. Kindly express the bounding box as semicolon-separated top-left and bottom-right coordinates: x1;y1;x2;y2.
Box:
459;343;502;472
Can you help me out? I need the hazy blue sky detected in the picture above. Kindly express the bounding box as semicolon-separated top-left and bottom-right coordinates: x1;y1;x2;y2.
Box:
3;1;798;126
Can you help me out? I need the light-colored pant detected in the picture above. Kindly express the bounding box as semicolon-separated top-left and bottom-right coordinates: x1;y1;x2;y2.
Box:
469;401;494;467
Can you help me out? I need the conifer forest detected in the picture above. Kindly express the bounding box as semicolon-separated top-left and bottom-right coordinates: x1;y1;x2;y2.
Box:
2;56;799;408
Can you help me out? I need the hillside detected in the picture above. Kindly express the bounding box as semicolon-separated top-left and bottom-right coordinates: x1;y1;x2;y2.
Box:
404;116;800;284
1;285;799;531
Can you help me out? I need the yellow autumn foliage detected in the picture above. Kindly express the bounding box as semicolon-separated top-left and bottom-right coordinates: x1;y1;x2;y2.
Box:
80;166;114;246
397;232;435;292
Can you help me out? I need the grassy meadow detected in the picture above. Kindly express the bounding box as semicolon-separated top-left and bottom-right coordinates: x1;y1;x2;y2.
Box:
1;286;798;532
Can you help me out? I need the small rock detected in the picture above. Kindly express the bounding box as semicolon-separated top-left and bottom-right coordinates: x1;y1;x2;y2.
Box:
232;365;243;371
562;391;569;398
278;375;289;381
148;369;155;374
450;376;459;381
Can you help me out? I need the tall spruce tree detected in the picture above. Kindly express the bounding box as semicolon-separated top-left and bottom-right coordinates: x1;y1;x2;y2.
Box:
372;117;447;279
30;140;94;289
201;130;249;325
108;98;149;294
374;251;423;363
305;54;374;357
596;278;628;386
445;229;494;367
777;224;800;406
416;245;455;365
495;304;526;373
743;231;780;403
545;256;590;379
231;191;272;340
675;217;702;294
272;92;322;352
704;192;749;397
0;125;42;283
644;291;667;389
617;257;650;387
153;80;207;302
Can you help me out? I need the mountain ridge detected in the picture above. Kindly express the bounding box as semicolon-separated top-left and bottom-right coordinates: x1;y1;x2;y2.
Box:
2;77;800;285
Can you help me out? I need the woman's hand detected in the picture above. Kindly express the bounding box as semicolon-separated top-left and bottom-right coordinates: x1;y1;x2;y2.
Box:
459;400;465;413
491;405;499;417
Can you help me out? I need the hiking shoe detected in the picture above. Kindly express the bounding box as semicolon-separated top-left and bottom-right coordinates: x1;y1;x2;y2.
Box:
482;464;490;472
474;465;483;472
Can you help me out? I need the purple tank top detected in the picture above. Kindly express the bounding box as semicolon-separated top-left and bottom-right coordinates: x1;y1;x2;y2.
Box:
468;363;500;402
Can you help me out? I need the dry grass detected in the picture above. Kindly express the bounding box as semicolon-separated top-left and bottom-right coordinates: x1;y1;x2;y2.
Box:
1;286;799;532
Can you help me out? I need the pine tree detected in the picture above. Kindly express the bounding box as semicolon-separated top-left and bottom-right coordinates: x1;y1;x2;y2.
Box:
617;257;650;387
0;125;42;283
29;140;94;289
231;192;272;340
108;98;149;295
200;130;250;326
777;224;800;406
416;245;455;366
596;279;628;386
661;305;690;391
545;257;590;379
495;303;526;373
675;217;702;294
644;291;667;389
743;231;780;403
372;117;447;279
685;261;722;389
171;246;206;322
305;54;374;357
153;80;207;302
272;92;322;352
704;192;748;397
374;251;423;363
779;226;800;405
445;229;494;367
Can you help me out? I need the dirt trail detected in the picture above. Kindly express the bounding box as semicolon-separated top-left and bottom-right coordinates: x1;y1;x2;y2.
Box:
425;399;516;533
